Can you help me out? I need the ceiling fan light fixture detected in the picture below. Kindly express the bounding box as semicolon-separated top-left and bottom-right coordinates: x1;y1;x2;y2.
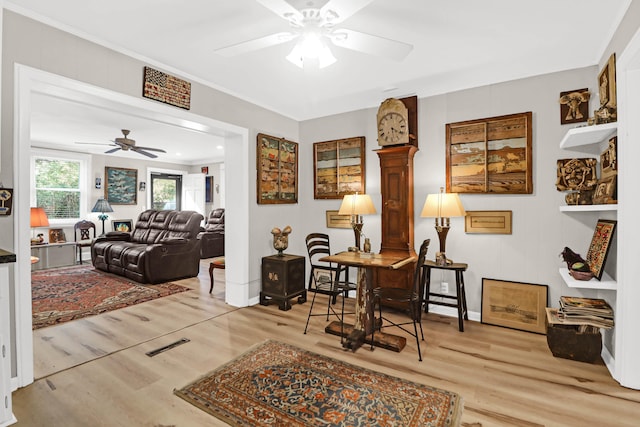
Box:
286;35;336;69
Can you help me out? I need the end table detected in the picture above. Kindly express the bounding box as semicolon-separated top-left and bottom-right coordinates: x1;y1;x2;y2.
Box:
260;254;306;311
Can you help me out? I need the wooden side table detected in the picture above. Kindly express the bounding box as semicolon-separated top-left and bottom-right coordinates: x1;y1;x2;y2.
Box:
423;260;469;332
260;254;306;311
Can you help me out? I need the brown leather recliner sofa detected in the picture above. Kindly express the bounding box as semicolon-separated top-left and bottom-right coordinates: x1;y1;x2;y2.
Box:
198;208;224;258
91;209;204;284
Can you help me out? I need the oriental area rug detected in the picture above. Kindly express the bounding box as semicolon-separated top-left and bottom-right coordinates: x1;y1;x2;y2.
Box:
174;340;463;427
32;265;189;329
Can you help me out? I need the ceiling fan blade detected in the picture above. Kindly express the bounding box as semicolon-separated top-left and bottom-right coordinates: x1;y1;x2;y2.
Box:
256;0;303;24
215;32;296;56
105;147;121;154
75;142;114;146
330;29;413;61
131;147;158;158
320;0;374;25
135;146;167;153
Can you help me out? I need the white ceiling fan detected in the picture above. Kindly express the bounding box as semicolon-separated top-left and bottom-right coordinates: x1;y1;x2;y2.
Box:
214;0;413;68
76;129;167;159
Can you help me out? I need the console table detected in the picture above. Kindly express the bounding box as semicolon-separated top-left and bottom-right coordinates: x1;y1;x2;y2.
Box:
31;242;76;271
260;254;306;311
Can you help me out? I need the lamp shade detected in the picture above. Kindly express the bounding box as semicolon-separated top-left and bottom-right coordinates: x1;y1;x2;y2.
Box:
420;192;466;218
338;194;377;216
91;198;113;213
30;207;50;227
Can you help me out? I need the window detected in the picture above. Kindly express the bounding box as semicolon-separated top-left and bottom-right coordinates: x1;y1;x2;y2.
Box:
151;173;182;210
31;149;89;223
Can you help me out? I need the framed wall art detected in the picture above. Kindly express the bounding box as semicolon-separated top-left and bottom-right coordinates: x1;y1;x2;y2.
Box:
48;228;66;243
112;219;133;233
446;112;533;194
559;88;590;125
481;278;548;334
586;219;617;280
555;158;598;191
0;188;13;215
325;210;352;229
465;210;512;234
257;133;298;204
600;136;617;179
314;136;366;199
598;53;617;108
143;66;191;110
591;176;617;205
105;167;138;205
205;176;214;203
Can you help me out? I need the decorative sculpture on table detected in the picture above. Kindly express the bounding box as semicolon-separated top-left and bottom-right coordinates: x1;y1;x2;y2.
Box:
271;225;292;256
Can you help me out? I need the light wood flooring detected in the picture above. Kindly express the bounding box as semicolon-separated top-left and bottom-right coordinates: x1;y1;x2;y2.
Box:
13;260;640;426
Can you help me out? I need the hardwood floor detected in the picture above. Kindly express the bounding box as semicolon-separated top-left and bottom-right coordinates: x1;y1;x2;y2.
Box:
13;260;640;426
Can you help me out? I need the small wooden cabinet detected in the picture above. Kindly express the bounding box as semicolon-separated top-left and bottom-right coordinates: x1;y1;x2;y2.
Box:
375;145;418;297
31;242;76;271
260;254;306;311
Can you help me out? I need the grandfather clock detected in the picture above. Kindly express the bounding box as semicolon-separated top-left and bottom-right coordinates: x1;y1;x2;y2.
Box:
374;145;418;294
374;96;418;298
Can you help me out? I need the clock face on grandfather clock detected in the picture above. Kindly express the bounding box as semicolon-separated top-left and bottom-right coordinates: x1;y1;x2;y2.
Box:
377;98;409;146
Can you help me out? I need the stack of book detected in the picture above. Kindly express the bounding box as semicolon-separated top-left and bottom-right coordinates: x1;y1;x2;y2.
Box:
546;296;614;329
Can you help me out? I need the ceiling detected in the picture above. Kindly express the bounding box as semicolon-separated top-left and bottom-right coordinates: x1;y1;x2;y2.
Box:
7;0;632;164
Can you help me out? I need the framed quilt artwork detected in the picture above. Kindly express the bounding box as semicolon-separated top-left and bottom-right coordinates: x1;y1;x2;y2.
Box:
446;112;533;194
257;133;298;204
586;219;617;280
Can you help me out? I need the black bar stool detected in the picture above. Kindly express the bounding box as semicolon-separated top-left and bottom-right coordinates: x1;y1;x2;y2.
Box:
422;260;469;332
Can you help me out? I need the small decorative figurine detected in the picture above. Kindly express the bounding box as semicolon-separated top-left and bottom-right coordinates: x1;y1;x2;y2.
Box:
271;225;292;256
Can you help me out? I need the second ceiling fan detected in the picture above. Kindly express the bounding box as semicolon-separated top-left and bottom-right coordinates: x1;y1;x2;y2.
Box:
77;129;167;159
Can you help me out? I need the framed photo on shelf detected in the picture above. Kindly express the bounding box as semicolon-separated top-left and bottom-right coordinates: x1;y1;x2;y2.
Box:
600;137;617;179
586;219;617;280
446;112;533;194
257;133;298;204
598;53;617;108
313;136;366;199
111;219;133;233
481;278;548;334
105;167;138;205
591;175;617;205
48;228;66;243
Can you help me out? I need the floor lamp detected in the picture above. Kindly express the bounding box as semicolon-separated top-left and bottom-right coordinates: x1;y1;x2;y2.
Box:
92;198;113;236
338;193;377;252
420;187;466;265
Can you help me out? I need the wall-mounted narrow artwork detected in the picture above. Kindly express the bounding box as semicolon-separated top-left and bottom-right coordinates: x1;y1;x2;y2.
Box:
446;112;533;194
257;133;298;204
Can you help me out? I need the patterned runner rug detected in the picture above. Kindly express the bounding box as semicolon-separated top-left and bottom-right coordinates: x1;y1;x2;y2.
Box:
32;264;189;329
175;340;463;427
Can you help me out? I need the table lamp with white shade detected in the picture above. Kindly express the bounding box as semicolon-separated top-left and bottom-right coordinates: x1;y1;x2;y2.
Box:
420;187;466;264
338;193;377;252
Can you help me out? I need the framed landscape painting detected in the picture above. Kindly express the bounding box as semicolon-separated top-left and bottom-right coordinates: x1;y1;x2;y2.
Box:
446;112;533;194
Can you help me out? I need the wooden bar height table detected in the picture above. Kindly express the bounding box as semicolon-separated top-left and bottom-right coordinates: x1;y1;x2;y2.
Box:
319;251;415;352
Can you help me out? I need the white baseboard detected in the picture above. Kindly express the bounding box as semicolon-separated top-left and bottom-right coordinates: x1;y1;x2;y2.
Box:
426;304;481;323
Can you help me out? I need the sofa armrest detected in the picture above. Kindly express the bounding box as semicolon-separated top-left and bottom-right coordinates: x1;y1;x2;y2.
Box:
94;232;131;244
